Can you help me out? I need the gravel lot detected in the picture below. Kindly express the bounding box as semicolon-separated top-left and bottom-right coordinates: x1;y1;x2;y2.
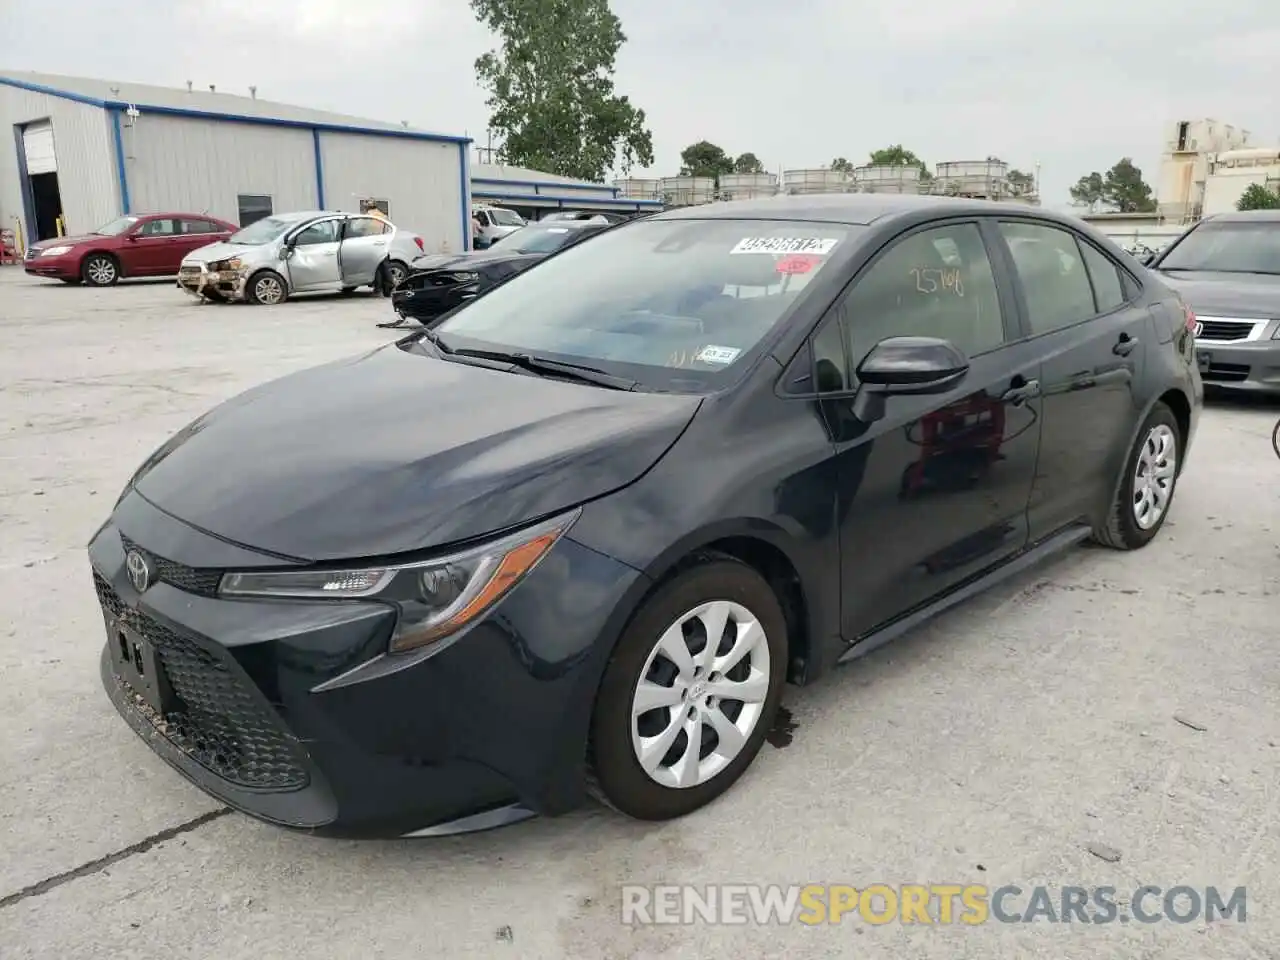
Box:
1;267;1277;959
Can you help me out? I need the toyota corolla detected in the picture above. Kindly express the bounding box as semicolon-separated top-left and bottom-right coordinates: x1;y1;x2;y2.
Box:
91;195;1200;838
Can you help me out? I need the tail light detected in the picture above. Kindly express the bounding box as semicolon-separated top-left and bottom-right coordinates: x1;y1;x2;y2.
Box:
413;236;425;252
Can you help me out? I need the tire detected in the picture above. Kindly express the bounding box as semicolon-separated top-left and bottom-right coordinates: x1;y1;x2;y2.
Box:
587;556;788;820
385;260;407;290
246;270;288;305
1093;401;1181;550
81;254;119;286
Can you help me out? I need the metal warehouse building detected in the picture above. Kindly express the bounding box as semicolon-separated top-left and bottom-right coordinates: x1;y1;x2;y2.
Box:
472;163;663;219
0;70;471;252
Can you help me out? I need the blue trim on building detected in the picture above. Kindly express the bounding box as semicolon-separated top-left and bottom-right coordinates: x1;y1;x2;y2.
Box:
471;188;662;209
12;123;36;245
458;142;472;252
471;176;617;195
110;109;131;214
0;76;472;145
0;76;106;107
312;129;326;208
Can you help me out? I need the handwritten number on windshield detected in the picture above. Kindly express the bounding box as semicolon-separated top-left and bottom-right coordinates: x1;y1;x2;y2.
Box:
910;268;965;297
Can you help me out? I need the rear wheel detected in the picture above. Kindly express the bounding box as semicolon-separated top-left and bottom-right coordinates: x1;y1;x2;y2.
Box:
587;557;787;820
1093;402;1181;550
247;270;288;305
82;254;119;286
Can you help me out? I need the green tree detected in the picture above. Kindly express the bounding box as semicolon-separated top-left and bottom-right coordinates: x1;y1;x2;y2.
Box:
1236;182;1280;211
869;144;931;181
1069;171;1105;210
1101;158;1156;213
733;152;764;174
830;157;854;174
471;0;653;182
1007;168;1035;195
680;141;734;179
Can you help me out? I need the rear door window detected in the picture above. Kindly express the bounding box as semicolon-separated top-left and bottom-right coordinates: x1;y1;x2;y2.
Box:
998;221;1099;335
1078;241;1126;313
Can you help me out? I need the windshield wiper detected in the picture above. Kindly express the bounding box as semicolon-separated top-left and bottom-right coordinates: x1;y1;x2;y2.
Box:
452;349;637;390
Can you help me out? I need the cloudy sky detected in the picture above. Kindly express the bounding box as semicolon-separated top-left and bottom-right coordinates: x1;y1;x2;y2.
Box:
3;0;1276;205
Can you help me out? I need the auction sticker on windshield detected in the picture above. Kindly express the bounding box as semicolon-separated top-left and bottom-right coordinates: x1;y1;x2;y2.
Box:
695;345;741;366
731;237;839;255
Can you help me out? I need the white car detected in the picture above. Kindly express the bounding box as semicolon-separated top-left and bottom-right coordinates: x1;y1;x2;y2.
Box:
177;210;425;304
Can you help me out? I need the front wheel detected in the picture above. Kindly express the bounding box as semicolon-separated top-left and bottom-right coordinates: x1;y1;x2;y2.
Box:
247;270;288;305
1093;402;1181;550
82;254;119;286
587;557;788;820
385;260;407;290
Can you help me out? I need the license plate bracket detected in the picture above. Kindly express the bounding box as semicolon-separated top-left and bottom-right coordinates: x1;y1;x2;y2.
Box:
1196;350;1212;373
107;615;176;717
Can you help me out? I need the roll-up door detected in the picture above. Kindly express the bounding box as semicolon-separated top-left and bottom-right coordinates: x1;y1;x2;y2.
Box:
23;121;57;175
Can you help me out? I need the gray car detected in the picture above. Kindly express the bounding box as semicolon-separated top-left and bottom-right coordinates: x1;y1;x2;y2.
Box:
177;210;426;304
1147;209;1280;394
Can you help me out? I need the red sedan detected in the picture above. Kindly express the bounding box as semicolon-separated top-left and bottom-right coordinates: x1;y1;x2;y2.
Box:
24;213;237;286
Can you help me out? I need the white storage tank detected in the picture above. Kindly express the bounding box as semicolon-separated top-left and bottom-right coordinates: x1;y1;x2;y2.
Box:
718;172;779;200
660;176;715;206
612;178;661;200
782;168;850;195
853;164;923;194
932;159;1009;197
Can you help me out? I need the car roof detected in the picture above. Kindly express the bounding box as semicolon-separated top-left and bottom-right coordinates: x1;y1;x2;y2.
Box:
652;193;1086;229
1203;209;1280;223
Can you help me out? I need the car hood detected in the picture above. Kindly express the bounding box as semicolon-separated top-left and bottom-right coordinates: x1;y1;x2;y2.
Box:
408;250;538;275
31;234;101;250
130;344;701;561
182;241;252;264
1154;271;1280;318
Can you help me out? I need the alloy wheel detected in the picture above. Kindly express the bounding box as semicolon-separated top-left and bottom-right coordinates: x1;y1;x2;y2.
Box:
86;257;116;285
629;600;771;789
1133;423;1177;530
254;275;284;304
387;263;406;288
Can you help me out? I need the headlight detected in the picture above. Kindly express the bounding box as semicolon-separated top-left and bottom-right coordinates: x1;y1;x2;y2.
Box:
449;271;479;283
217;510;578;653
210;257;243;272
41;245;72;257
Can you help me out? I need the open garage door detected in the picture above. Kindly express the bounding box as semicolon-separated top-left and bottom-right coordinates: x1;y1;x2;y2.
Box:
21;120;63;241
22;121;57;174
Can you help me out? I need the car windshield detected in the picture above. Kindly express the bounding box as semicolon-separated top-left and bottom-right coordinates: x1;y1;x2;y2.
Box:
495;225;595;254
1157;221;1280;274
488;209;523;226
93;216;138;236
229;216;296;245
434;218;858;391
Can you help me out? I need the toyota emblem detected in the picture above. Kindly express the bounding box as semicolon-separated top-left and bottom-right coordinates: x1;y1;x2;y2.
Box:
125;549;153;593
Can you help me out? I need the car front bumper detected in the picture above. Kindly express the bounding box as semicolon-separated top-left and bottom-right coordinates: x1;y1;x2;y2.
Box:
24;252;80;279
1195;338;1280;394
177;263;250;301
390;287;466;324
90;490;646;837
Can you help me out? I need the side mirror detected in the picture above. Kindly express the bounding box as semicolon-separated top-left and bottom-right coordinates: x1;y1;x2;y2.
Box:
851;336;969;423
278;244;293;261
125;234;139;242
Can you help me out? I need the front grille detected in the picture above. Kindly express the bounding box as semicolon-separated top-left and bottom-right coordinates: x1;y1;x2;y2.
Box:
179;265;202;275
1203;361;1250;383
118;534;223;597
1197;320;1256;341
95;572;310;791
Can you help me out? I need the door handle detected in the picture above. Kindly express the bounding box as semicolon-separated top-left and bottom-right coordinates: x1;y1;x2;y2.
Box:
1000;378;1040;404
372;241;387;247
1113;333;1139;356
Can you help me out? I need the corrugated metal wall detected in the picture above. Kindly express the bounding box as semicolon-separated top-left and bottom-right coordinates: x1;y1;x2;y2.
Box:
319;132;464;253
0;85;118;236
123;114;316;224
